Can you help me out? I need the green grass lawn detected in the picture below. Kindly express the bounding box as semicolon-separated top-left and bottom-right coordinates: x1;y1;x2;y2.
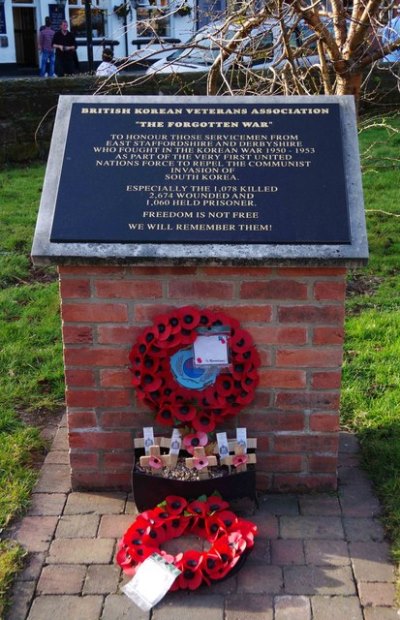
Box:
0;115;399;611
0;166;64;617
343;114;400;563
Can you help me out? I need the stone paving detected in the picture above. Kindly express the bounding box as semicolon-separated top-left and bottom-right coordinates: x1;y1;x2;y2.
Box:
6;416;399;619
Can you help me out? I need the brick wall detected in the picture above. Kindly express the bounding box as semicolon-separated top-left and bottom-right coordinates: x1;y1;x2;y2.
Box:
59;263;347;493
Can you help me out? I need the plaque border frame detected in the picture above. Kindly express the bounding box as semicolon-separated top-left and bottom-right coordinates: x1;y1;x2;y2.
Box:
32;95;368;267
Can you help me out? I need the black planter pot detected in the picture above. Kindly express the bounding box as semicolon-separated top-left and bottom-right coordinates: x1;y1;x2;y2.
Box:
132;467;257;511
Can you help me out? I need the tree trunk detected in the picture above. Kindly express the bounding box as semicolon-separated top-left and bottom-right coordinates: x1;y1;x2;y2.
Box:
335;71;363;109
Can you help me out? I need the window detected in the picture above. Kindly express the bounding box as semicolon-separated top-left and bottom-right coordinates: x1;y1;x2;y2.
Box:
136;0;170;38
69;7;105;37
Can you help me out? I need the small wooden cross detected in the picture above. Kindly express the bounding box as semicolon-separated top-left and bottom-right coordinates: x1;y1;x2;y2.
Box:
160;437;181;468
139;445;173;475
185;447;217;480
220;442;257;473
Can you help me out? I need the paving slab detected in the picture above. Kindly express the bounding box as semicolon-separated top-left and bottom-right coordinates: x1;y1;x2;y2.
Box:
304;540;350;566
298;495;341;516
280;516;344;540
55;513;100;538
283;565;356;595
271;539;305;565
358;580;397;607
46;538;115;564
98;514;138;538
27;595;104;620
63;491;126;515
33;464;71;493
10;516;58;553
5;581;36;620
236;564;283;594
274;595;311;620
343;517;385;542
225;593;274;620
349;541;395;582
83;564;121;595
310;595;363;620
36;564;86;594
101;594;149;619
27;493;67;516
153;593;225;620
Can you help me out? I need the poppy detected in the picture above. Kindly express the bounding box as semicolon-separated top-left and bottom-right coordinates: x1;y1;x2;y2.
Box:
193;457;209;470
215;374;236;397
205;515;224;542
141;373;163;393
168;314;182;334
163;330;187;349
173;403;197;422
230;330;253;353
181;549;204;572
236;391;256;405
182;431;208;455
192;413;216;433
241;374;260;392
130;368;142;387
233;519;258;547
177;306;201;329
153;314;173;341
233;454;248;467
162;515;191;540
148;455;163;470
214;510;239;533
155;403;175;427
206;496;230;514
115;546;137;573
176;566;203;590
180;329;198;346
164;496;188;515
186;499;208;518
202;550;236;581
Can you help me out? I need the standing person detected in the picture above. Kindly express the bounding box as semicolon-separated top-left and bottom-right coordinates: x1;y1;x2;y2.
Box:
52;20;77;76
38;17;55;77
96;48;118;77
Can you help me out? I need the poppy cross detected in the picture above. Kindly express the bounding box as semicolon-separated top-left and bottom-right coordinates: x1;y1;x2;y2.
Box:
185;447;218;480
139;445;174;475
220;442;257;473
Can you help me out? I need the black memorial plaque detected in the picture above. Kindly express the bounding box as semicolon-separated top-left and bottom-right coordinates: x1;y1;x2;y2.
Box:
50;102;351;245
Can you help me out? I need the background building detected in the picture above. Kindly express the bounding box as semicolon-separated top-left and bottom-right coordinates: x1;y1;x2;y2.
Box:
0;0;227;72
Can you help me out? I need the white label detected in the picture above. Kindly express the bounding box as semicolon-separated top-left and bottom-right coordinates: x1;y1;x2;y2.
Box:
169;428;181;455
216;432;230;457
122;553;181;611
143;427;155;455
193;334;229;366
236;427;247;451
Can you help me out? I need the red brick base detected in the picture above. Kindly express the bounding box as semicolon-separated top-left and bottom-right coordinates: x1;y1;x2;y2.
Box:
59;264;346;493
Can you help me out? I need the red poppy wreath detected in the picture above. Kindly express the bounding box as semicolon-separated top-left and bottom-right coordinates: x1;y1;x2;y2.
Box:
116;494;257;590
129;307;260;432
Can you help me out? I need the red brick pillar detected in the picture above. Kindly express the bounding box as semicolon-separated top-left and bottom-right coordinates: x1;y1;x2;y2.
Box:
59;264;346;492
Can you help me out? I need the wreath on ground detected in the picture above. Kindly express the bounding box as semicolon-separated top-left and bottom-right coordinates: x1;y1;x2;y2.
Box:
116;494;257;590
129;306;260;433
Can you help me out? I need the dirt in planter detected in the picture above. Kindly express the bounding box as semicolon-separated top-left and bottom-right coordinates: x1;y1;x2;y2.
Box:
134;459;232;481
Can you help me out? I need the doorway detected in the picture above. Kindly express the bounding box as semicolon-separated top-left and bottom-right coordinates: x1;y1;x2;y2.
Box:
13;7;37;66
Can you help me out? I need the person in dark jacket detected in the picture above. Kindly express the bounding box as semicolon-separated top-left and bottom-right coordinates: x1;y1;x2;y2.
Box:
52;20;77;76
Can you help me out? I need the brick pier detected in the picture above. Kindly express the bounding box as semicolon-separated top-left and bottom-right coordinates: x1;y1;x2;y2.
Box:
59;264;346;493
